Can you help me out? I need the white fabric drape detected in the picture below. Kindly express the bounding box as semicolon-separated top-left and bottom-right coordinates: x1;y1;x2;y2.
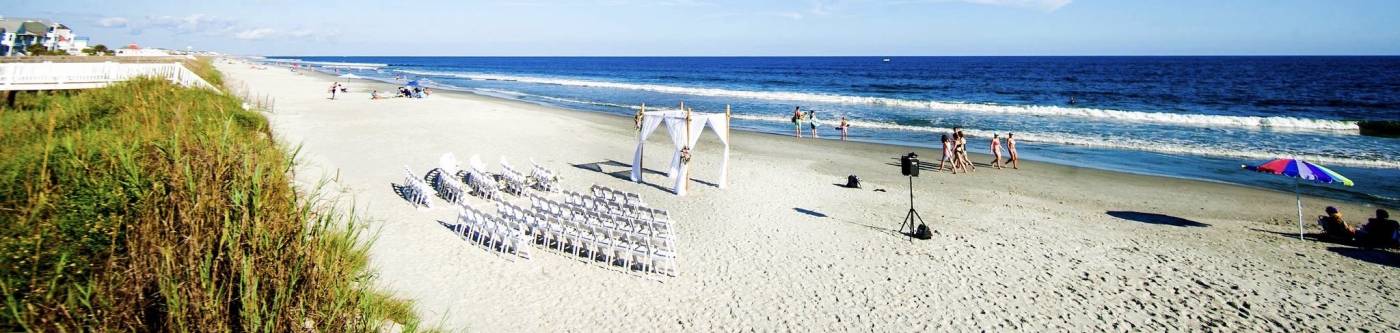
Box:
707;116;730;189
664;117;687;180
630;111;732;196
630;116;666;182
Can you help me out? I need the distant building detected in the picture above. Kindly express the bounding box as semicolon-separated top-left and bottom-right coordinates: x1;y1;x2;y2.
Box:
115;43;172;57
0;17;90;56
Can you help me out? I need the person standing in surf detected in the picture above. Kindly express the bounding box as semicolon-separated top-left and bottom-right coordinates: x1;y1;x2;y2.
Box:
839;116;850;141
1007;133;1020;169
791;106;804;138
808;110;821;138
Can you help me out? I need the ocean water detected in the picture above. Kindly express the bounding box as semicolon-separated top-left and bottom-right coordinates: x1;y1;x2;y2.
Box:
272;56;1400;206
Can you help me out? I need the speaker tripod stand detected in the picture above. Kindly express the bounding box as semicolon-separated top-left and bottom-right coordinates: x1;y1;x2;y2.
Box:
897;174;928;241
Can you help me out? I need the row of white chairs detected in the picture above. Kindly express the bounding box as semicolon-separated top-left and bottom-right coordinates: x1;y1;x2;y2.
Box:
529;192;676;243
465;155;502;199
563;190;671;223
511;196;677;275
400;166;434;209
531;160;560;192
590;185;646;209
426;167;468;204
499;158;529;195
454;203;531;258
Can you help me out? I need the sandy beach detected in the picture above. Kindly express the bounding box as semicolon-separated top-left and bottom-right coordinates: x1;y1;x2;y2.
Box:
218;61;1397;331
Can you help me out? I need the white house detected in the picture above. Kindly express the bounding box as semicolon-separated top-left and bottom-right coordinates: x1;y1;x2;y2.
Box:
115;44;172;57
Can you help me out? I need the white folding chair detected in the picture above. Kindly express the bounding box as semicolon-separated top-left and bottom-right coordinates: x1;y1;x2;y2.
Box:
401;166;433;209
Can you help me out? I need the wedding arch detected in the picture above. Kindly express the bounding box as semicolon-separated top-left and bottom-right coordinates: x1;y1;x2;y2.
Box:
630;102;731;196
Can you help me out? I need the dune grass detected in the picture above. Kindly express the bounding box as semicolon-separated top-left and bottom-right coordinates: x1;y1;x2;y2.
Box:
0;75;427;331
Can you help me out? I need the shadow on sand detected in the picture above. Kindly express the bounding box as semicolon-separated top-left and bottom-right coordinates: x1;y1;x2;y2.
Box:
794;207;828;218
1327;247;1400;269
572;159;718;192
1252;228;1400;268
1250;228;1355;247
1106;211;1209;227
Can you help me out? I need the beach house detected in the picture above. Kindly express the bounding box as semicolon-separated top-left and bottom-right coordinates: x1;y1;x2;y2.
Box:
0;17;89;56
115;44;172;57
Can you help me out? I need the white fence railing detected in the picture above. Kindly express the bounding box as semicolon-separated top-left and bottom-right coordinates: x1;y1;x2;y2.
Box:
0;62;217;91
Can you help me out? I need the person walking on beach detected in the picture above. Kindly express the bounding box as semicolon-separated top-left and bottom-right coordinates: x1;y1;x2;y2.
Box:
990;134;1005;169
955;129;975;172
939;134;959;173
949;129;963;173
329;82;340;100
792;106;804;138
1007;133;1020;169
839;116;850;141
808;110;821;138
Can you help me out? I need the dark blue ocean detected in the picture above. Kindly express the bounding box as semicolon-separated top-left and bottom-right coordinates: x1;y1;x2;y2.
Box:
270;56;1400;206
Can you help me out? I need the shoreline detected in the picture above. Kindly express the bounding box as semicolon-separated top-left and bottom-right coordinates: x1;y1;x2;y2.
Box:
228;61;1398;331
305;67;1394;208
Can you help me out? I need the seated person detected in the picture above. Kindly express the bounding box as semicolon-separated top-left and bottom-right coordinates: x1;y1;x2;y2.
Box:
1317;206;1354;241
1355;209;1399;248
370;90;380;100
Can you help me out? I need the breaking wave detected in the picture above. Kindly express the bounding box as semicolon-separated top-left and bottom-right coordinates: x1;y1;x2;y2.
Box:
727;114;1396;169
398;70;1360;132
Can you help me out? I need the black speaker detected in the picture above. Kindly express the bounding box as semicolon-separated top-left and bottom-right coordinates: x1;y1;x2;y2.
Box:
900;153;919;177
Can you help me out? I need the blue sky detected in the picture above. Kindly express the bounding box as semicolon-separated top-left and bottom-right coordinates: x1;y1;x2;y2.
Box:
6;0;1399;56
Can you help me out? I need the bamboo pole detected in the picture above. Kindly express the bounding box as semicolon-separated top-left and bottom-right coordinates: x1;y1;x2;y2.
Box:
684;105;692;193
637;103;645;183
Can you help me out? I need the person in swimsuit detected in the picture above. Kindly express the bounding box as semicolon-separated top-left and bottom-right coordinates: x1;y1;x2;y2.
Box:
839;116;850;141
956;129;974;172
939;134;957;173
990;134;1004;169
808;110;820;138
1007;133;1019;169
792;106;803;138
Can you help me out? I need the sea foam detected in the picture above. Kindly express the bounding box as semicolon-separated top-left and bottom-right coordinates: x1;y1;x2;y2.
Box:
396;70;1361;132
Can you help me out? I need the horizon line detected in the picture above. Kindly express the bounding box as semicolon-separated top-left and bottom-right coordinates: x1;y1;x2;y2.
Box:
257;54;1400;58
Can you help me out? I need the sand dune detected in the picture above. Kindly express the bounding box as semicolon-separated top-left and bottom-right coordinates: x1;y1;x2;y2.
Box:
219;62;1397;331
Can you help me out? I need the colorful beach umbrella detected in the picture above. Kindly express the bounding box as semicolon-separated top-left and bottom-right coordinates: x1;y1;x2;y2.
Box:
1242;159;1355;240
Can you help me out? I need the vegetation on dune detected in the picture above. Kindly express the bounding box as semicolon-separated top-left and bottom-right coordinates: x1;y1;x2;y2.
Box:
0;67;425;331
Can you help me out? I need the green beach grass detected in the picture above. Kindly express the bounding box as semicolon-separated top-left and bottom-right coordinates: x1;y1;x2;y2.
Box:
0;60;428;331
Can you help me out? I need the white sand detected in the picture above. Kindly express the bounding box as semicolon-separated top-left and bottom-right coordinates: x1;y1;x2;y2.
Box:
219;61;1398;331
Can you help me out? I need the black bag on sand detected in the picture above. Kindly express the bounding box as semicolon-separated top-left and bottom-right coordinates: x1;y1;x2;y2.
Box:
914;224;932;239
845;175;861;188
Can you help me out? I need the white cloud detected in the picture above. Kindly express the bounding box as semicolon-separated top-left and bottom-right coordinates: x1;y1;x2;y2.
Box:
96;17;128;28
133;14;237;35
286;28;341;41
888;0;1071;12
958;0;1071;12
234;28;276;40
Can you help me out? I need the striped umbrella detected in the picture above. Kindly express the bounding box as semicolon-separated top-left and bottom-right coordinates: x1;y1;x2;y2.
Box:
1243;159;1355;240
